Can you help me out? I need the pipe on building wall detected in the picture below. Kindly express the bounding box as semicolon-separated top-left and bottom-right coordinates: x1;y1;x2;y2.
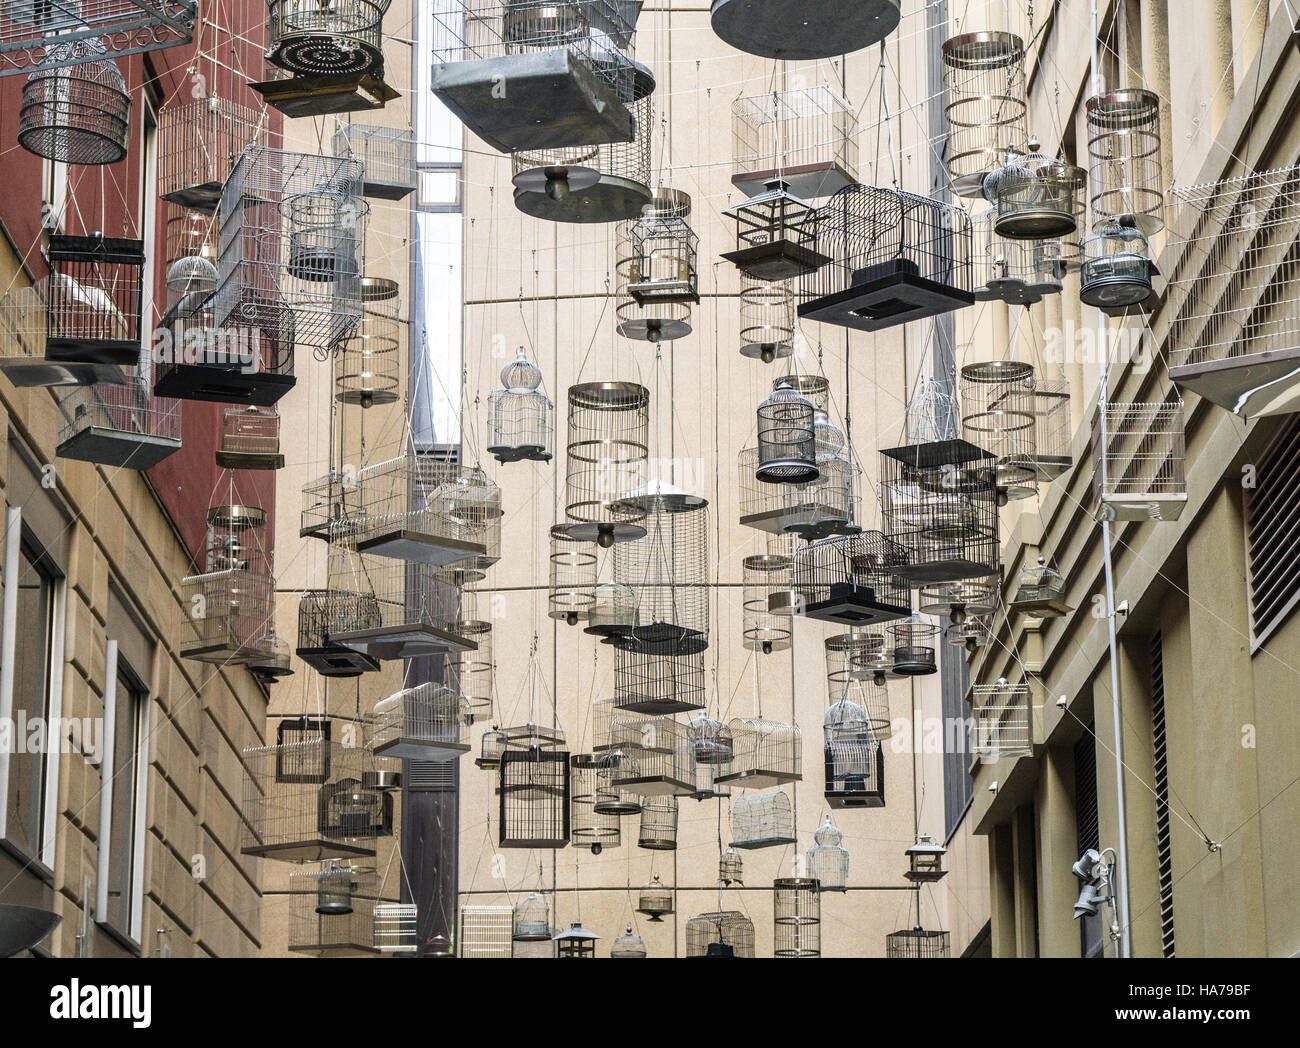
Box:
0;506;21;837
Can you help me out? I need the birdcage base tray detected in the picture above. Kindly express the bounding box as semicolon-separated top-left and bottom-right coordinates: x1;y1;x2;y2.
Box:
267;35;384;81
56;427;181;469
431;51;635;154
1029;453;1072;480
1169;347;1300;418
801;586;911;626
732;162;855;201
488;443;553;463
373;737;471;761
180;641;260;665
241;839;375;862
355;529;487;565
612;698;705;716
1008;596;1072;617
43;338;141;367
161;182;223;213
714;769;799;789
627;280;700;307
891;560;1000;584
825;790;884;809
512;164;600;195
332;623;477;660
287;942;379;956
611;775;693;797
709;0;901;61
0;358;128;387
563;521;647;544
608;626;708;656
153;365;297;406
514;176;653;223
360;176;417;201
994;210;1078;241
615;316;693;342
729;835;798;850
1097;494;1187;522
215;450;286;470
295;644;380;677
637;839;676;851
250;72;400;117
721;240;831;281
799;260;975;332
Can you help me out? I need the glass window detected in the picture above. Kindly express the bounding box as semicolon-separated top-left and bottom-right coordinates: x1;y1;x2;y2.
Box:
104;665;145;938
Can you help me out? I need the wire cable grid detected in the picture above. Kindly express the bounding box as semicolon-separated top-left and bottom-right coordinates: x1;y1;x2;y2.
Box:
731;85;859;200
729;788;796;848
0;0;196;78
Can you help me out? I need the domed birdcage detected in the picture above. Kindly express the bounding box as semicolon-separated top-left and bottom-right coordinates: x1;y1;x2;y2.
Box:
512;893;551;941
336;277;401;408
723;178;829;280
904;376;960;445
570;754;621;854
296;589;381;677
686;710;734;767
160;97;265;212
888;614;942;676
824;730;884;809
807;815;849;891
637;794;678;850
549;524;597;624
941;31;1028;197
756;382;819;484
719;849;743;887
163;204;217;273
781;412;862;541
1009;556;1071;617
635;873;674;921
992;147;1086;241
17;40;131;165
960;360;1038;500
488;348;554;462
709;0;899;62
685;910;754;958
730;789;796;849
1087;89;1164;236
824;668;891;740
266;0;387;80
616;191;698;343
565;381;650;547
584;581;636;640
791;531;912;625
742;549;793;654
610;926;647;958
475;726;509;769
738;276;795;363
1079;219;1156;313
773;877;820;958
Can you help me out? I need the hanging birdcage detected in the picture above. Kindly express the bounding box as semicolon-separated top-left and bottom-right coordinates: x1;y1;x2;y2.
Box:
941;31;1028;197
905;836;947;883
719;850;743;887
730;789;796;849
686;710;734;767
800;184;974;331
1087;89;1164;236
584;581;636;640
56;376;182;469
1079;220;1156;314
743;550;793;654
1091;400;1187;521
609;714;693;796
592;698;632;753
565;381;650;547
333;122;416;200
372;683;469;761
266;0;386;79
879;439;1002;583
160;97;264;211
724;179;829;280
475;726;509;769
824;731;884;809
373;903;418;953
613;648;705;716
756;382;819;483
710;0;898;61
593;748;642;815
164;204;217;272
917;578;998;624
947;614;991;653
314;860;357;915
971;207;1064;305
960;360;1038;500
992;148;1086;241
686;910;754;958
570;754;621;854
295;589;380;675
553;922;600;958
905;376;960;444
16;41;130;163
431;0;637;153
610;926;646;958
637;794;678;850
888;614;941;676
446;618;494;721
288;862;378;954
549;524;597;624
249;60;399;119
1010;556;1071;617
40;234;146;368
886;926;951;958
336;276;401;408
512;893;551;940
181;504;274;665
781;411;862;540
1166;166;1300;417
499;746;571;848
0;1;195;78
488;348;554;462
732;85;858;200
739;276;795;362
216;407;285;470
773;878;820;958
1029;377;1072;480
971;678;1033;762
807;815;849;891
247;628;294;684
825;635;893;735
791;531;912;626
775;370;831;411
300;470;360;541
616;191;698;342
737;447;786;532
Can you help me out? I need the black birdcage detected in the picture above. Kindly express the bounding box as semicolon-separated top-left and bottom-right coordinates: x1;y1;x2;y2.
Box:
824;734;884;809
43;235;145;367
613;648;705;716
800;184;974;331
888;614;941;676
790;531;912;625
0;1;196;79
756;382;819;483
723;178;829;280
498;747;571;849
16;40;130;164
296;590;381;677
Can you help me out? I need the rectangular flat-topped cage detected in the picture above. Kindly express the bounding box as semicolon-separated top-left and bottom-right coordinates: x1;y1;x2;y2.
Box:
215;406;284;470
609;714;693;796
1166;166;1300;417
717;717;800;790
613;647;705;715
791;532;912;625
430;0;638;154
730;788;796;849
159;97;265;212
498;746;571;848
372;903;419;953
333;123;417;200
731;85;858;200
296;589;381;676
179;568;274;665
0;0;197;77
372;682;469;761
56;376;182;469
971;680;1032;763
0;282;122;388
886;926;951;958
300;471;359;540
799;184;974;332
825;735;884;808
1031;377;1072;480
287;863;380;955
42;234;145;367
1091;400;1187;522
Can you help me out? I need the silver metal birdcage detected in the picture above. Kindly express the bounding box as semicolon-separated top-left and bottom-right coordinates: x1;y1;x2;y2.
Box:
446;617;493;720
800;184;975;332
1166;166;1300;417
1091;400;1186;521
372;682;470;761
570;754;621;854
0;1;195;78
636;874;673;920
610;925;647;958
373;903;419;953
549;523;597;623
288;862;380;954
584;581;635;640
739;275;795;362
159;97;264;211
781;411;861;540
431;0;638;153
941;31;1027;198
756;382;819;483
888;613;941;676
1087;89;1164;236
732;86;858;201
824;731;884;808
886;926;950;958
564;381;650;546
917;577;998;623
247;628;294;684
300;470;359;540
971;678;1033;762
616;191;698;343
1079;219;1155;314
719;849;743;887
475;726;509;769
336;276;401;408
743;549;793;654
773;878;820;958
333;122;416;200
498;746;571;848
824;636;893;736
1029;377;1072;480
56;375;182;469
737;446;786;532
791;532;912;626
807;815;849;891
710;0;898;62
296;589;381;676
730;789;795;849
609;714;693;795
216;406;284;470
164;204;217;271
1009;556;1071;617
960;360;1038;500
637;794;678;850
686;910;754;958
719;717;800;790
993;150;1086;241
266;0;386;79
725;181;829;282
512;893;550;940
180;503;274;664
488;348;554;462
971;206;1064;305
613;648;704;716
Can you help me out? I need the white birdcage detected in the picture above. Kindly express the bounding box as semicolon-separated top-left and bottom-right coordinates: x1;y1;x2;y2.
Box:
160;96;264;211
1091;400;1187;521
971;678;1033;763
372;683;469;761
730;789;796;849
731;85;859;199
941;31;1028;197
333;122;417;200
1009;556;1072;618
512;893;551;941
807;815;849;891
373;904;418;953
738;275;795;361
57;375;182;469
584;581;635;640
488;349;554;462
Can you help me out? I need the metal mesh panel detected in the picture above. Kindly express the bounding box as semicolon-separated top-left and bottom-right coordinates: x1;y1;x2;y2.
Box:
941;31;1027;196
971;679;1032;762
730;789;795;848
685;911;754;958
372;682;468;760
774;878;820;958
160;97;264;211
731;85;858;198
1087;89;1164;235
498;747;571;848
1090;400;1186;519
719;717;800;789
960;360;1038;499
334;122;416;199
564;381;649;543
0;1;196;78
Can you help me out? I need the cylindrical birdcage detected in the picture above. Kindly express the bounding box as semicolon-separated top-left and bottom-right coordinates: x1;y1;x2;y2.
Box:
565;381;650;547
941;31;1027;197
917;578;999;623
18;40;131;165
807;815;849;891
446;619;493;721
993;152;1086;241
570;754;621;854
475;726;509;769
773;878;820;958
960;360;1038;499
616;191;697;343
742;550;793;654
314;861;356;915
888;614;941;676
636;874;673;920
266;0;386;78
592;748;642;815
1079;220;1154;310
336;277;401;408
549;524;597;624
164;204;217;271
488;348;554;462
886;926;951;958
756;382;819;483
159;97;264;211
1087;89;1164;236
782;412;861;540
825;635;892;736
731;85;859;200
637;794;678;850
685;911;754;959
584;581;636;640
512;893;550;941
739;276;795;362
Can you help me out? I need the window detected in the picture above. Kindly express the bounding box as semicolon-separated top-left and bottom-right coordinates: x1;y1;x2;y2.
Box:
98;643;147;943
1245;418;1300;648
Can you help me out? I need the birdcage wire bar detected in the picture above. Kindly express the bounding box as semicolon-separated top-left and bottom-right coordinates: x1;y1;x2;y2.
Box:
800;184;974;332
512;893;550;940
336;277;401;408
941;31;1027;197
42;234;144;366
1091;400;1187;521
56;376;182;469
730;789;796;848
731;84;858;200
216;406;284;469
570;754;621;853
498;747;571;848
333;122;416;200
971;207;1063;305
791;532;912;625
685;911;754;958
372;682;469;761
488;348;554;461
613;648;705;716
724;179;829;281
446;618;494;720
461;904;513;957
549;524;597;623
159;97;264;211
807;816;849;891
739;276;795;361
825;733;884;808
1165;166;1300;417
774;878;820;958
960;360;1038;499
636;874;673;919
737;446;787;531
609;714;693;796
971;679;1032;762
637;794;678;850
296;589;381;676
1087;89;1164;236
287;863;380;954
886;927;951;958
1030;377;1072;480
565;381;650;545
743;551;793;654
0;2;196;78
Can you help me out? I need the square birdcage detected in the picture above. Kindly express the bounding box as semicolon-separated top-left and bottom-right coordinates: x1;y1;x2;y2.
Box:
215;406;284;470
570;754;621;854
159;97;264;212
1009;557;1072;617
372;683;469;761
971;679;1033;763
296;589;381;676
373;904;418;953
43;234;144;367
460;904;513;957
799;184;974;332
1166;166;1300;417
773;878;820;958
886;926;951;958
1030;377;1072;480
266;0;386;80
731;86;858;200
430;0;637;154
333;122;417;200
723;179;829;281
56;375;182;469
1091;400;1187;521
824;735;884;808
180;568;275;664
685;911;754;959
717;717;800;789
498;747;571;849
738;446;788;532
879;439;1001;583
941;31;1027;198
791;531;911;626
0;0;196;78
613;648;705;716
287;863;379;955
609;715;693;796
730;789;795;849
